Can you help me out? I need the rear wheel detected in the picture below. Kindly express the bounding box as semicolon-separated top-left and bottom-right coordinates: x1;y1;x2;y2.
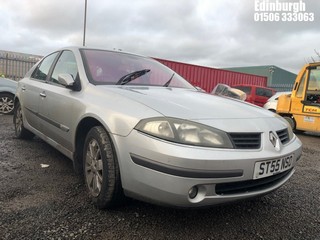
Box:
13;101;34;139
83;126;124;209
0;93;15;115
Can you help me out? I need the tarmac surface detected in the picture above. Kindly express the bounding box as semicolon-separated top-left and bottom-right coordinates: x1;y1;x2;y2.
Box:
0;114;319;240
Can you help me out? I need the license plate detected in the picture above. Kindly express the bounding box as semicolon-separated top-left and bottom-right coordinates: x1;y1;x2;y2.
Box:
253;154;294;179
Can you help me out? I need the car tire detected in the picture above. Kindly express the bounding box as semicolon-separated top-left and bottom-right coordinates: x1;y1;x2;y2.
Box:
0;93;15;115
83;126;125;209
13;101;35;139
282;115;295;128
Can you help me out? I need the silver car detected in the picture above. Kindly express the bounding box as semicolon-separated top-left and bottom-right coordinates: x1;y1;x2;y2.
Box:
0;77;17;114
14;47;302;209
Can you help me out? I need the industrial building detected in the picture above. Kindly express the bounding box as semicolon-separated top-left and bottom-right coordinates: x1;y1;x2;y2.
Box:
155;58;267;93
223;65;297;91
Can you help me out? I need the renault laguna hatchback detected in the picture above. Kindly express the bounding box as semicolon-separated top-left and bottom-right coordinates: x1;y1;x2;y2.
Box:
14;47;302;209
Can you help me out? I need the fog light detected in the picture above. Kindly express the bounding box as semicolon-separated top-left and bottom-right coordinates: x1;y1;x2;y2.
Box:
188;186;198;199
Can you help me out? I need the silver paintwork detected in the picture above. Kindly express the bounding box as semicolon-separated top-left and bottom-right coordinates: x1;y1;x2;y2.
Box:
15;47;302;207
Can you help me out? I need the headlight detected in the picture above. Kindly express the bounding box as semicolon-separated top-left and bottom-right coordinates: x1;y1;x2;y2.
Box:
135;117;234;148
283;119;294;140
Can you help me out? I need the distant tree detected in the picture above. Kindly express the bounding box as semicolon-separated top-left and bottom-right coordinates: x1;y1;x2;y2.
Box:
305;49;320;63
314;49;320;59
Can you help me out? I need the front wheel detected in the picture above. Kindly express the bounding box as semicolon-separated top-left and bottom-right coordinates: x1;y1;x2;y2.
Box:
282;115;304;134
282;116;295;130
83;126;124;209
13;101;34;139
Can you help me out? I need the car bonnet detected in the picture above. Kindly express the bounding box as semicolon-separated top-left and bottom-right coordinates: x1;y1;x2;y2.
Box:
106;86;274;121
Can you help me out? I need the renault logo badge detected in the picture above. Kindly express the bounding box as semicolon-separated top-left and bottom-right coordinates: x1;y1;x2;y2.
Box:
269;131;280;151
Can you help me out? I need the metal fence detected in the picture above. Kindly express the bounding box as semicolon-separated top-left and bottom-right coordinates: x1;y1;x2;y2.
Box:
0;51;42;81
268;83;294;92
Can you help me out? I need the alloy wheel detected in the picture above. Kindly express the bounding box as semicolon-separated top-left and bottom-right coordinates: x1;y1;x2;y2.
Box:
0;95;14;114
85;139;104;197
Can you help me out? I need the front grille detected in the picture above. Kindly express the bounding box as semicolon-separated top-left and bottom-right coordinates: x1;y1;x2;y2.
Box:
215;169;293;195
277;128;290;145
229;133;261;149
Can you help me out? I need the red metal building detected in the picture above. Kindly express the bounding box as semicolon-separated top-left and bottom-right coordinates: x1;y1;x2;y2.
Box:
154;58;267;93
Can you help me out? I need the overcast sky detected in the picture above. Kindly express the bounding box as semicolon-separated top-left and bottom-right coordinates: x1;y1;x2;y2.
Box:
1;0;320;73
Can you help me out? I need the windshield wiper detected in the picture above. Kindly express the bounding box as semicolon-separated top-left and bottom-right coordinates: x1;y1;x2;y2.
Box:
116;69;150;85
163;73;175;87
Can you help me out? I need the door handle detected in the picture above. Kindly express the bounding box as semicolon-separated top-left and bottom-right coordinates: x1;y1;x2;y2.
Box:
21;86;26;91
40;92;46;98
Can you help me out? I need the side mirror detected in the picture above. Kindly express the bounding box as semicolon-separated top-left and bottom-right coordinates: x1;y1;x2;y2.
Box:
58;73;75;87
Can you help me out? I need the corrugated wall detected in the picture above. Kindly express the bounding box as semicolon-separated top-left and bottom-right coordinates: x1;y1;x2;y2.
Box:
0;51;41;80
154;58;267;92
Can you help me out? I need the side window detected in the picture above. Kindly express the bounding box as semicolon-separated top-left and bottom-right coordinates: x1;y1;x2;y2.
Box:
296;72;306;98
51;51;78;84
234;86;251;95
264;89;273;98
31;52;59;81
307;69;320;91
256;87;265;97
305;68;320;104
256;88;261;96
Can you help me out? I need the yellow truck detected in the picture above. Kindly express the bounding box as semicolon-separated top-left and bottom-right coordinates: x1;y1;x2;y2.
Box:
277;62;320;132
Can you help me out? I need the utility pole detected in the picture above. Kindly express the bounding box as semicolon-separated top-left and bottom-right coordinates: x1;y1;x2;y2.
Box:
83;0;87;46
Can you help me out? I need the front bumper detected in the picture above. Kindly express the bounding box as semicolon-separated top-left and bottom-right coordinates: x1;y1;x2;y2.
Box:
112;130;302;207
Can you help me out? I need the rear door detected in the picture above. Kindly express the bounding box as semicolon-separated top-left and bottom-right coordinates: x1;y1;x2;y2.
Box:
20;52;59;132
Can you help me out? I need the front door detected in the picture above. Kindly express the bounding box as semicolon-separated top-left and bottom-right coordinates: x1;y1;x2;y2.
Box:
37;50;80;153
293;66;320;131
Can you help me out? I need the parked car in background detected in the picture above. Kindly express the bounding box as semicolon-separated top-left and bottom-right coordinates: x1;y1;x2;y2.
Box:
14;47;302;209
232;84;276;107
211;83;246;100
0;77;18;114
263;91;291;112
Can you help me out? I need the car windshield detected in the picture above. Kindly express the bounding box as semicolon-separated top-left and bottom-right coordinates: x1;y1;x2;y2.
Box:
81;49;194;89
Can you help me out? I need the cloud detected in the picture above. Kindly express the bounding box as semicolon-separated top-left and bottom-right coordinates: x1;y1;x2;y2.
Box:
0;0;319;73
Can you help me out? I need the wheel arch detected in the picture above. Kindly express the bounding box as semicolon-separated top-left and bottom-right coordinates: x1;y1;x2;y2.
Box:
73;116;109;175
0;91;15;97
14;95;20;106
279;113;297;130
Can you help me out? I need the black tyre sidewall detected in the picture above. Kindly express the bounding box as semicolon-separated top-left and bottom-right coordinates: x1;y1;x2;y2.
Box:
13;102;34;139
283;116;295;130
83;126;123;209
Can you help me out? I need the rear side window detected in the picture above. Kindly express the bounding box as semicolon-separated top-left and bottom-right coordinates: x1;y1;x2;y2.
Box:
31;52;59;81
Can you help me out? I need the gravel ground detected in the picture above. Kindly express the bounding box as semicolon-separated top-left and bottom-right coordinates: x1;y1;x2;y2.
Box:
0;114;319;240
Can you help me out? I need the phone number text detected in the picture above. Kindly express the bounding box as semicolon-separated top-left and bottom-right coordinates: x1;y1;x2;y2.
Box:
254;12;314;22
